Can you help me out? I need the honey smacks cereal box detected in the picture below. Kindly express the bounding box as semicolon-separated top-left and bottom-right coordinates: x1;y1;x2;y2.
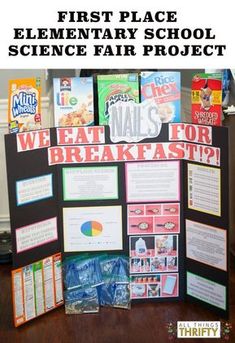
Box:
8;78;41;133
53;77;94;127
141;72;181;123
191;73;222;126
97;74;139;125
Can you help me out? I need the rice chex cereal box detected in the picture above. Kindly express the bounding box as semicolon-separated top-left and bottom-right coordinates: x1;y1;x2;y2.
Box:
141;71;181;123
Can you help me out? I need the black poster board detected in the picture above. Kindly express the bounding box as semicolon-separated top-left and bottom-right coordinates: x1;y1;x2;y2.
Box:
5;129;61;267
183;126;229;318
5;123;229;318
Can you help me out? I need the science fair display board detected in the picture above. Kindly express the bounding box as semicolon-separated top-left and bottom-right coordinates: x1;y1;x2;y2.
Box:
5;121;229;325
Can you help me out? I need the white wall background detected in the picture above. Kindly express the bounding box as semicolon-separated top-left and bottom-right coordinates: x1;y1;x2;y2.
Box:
0;70;47;99
0;99;9;231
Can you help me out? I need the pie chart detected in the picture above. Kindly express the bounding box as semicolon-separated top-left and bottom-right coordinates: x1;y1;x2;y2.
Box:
81;221;103;237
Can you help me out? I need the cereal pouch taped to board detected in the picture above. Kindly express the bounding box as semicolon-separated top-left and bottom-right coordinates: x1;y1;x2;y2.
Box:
191;73;222;126
8;78;41;133
53;77;94;127
141;71;181;123
97;73;139;125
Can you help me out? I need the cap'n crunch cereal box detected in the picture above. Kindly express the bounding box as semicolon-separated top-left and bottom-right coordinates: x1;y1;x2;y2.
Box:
97;74;139;125
191;73;222;126
8;78;41;134
53;77;94;127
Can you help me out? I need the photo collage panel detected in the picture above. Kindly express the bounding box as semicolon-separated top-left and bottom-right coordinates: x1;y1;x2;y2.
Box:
128;203;180;299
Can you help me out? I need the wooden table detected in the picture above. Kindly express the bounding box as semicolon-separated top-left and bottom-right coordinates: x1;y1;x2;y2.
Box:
0;261;234;343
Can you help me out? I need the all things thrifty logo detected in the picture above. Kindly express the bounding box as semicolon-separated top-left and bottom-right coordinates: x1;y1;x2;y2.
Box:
177;321;221;338
166;321;232;340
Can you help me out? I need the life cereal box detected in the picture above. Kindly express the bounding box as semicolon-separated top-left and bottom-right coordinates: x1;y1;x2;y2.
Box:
97;73;139;125
8;78;41;133
191;73;222;126
141;72;181;123
53;77;94;127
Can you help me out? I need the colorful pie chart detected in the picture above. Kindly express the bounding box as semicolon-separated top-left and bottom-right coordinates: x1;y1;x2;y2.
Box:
81;221;103;237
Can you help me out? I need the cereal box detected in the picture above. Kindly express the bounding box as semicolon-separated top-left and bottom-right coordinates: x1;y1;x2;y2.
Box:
53;77;94;127
141;72;181;123
8;78;41;133
97;74;139;125
191;73;222;126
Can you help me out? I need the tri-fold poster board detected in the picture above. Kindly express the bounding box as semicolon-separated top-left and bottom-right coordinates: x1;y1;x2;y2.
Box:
5;121;229;326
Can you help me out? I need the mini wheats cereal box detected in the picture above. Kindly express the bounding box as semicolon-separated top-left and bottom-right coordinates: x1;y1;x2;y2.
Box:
8;78;41;133
53;77;94;127
191;73;222;126
97;73;139;125
141;72;181;123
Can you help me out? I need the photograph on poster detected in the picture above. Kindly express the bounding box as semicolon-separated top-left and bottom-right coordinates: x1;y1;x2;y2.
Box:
130;256;178;274
62;166;118;201
130;257;152;273
130;235;178;258
128;216;154;235
127;203;180;235
145;204;162;216
162;203;179;215
167;257;178;271
16;174;53;206
16;217;58;253
188;163;221;216
147;284;162;298
128;205;145;216
125;161;180;203
130;284;147;299
161;274;179;297
150;257;167;272
151;256;178;273
131;274;161;299
186;220;227;271
129;236;155;258
63;206;123;252
187;272;226;310
130;273;178;299
154;216;179;234
155;235;178;257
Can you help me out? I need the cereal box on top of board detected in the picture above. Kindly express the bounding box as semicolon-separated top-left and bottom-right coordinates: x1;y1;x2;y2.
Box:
53;77;94;127
141;72;181;123
97;73;139;125
191;73;222;126
8;78;41;134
